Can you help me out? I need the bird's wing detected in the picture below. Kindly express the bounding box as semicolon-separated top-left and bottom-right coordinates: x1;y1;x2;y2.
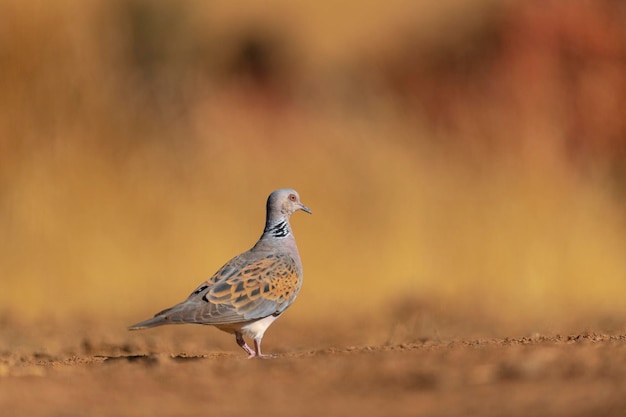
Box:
147;253;302;326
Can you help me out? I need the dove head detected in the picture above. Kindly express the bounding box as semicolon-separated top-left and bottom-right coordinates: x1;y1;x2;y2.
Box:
266;188;312;221
258;188;311;244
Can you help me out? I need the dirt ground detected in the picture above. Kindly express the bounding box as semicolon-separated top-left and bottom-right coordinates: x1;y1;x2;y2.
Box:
2;312;626;417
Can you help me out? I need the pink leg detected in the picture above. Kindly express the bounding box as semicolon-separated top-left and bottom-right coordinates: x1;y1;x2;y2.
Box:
253;337;277;359
235;332;255;358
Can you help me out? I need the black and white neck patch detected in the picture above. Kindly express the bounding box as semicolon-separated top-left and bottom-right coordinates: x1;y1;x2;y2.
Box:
270;221;290;238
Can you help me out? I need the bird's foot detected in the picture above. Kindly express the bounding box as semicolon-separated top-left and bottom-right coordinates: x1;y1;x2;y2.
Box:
247;352;277;359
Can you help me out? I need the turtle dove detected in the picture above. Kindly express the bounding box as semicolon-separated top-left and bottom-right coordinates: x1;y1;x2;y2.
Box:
129;188;311;358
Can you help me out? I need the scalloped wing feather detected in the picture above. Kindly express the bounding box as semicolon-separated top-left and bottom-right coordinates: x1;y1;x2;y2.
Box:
143;253;303;326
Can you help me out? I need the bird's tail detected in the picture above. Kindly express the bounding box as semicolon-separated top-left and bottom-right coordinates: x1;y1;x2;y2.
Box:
128;316;169;330
128;306;175;330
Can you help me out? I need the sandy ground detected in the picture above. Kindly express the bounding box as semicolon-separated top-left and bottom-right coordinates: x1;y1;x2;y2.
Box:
2;312;626;417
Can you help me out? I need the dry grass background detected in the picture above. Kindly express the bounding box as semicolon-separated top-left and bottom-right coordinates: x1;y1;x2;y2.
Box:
1;0;625;337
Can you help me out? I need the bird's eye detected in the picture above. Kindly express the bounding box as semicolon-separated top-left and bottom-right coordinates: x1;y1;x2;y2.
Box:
289;194;297;201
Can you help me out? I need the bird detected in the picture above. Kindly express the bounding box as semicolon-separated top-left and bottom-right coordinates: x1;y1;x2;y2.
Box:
129;188;311;358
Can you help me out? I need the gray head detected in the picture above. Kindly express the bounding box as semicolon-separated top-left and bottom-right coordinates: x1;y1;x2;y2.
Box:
266;188;312;221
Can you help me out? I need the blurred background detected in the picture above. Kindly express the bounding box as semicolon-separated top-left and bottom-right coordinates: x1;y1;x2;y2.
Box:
1;0;625;336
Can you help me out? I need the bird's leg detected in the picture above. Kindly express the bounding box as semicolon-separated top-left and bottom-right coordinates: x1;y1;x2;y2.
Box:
235;332;255;358
253;337;277;359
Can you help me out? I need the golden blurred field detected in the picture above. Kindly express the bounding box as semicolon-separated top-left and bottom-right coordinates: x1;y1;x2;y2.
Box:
2;1;626;416
1;0;625;329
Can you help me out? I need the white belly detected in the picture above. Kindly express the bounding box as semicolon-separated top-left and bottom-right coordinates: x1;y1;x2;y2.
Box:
241;315;279;339
215;314;279;339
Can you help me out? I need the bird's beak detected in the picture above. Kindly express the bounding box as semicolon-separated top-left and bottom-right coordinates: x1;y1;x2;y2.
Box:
299;203;312;214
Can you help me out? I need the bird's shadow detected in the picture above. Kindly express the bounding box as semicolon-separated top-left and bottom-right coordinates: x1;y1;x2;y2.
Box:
98;352;235;365
95;346;375;365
